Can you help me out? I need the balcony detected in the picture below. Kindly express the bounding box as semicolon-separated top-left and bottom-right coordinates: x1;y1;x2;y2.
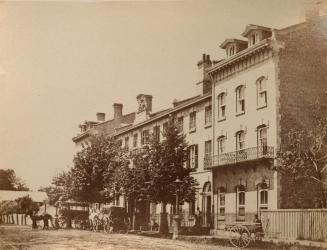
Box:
203;146;274;170
129;148;144;156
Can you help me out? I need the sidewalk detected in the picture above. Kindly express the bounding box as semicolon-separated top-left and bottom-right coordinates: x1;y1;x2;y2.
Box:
134;229;327;249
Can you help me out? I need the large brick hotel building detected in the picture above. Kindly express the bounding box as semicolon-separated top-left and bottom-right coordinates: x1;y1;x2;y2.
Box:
73;14;327;229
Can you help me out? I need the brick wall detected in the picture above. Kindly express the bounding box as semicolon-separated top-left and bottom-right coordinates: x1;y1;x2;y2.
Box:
276;17;327;208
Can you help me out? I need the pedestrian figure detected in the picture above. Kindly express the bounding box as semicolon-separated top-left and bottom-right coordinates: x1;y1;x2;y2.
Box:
30;213;37;230
54;215;59;229
43;214;49;229
194;207;202;227
252;214;263;240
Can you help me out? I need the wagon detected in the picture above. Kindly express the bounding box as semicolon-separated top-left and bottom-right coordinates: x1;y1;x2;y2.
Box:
101;206;130;233
55;200;89;229
224;220;279;248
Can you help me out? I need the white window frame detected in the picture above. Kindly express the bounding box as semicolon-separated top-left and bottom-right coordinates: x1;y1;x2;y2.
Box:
204;140;212;158
141;130;149;146
217;136;226;155
236;131;245;151
236;85;245;114
218;93;226;120
259;189;268;209
189;111;196;131
204;106;212;126
219;192;226;218
188;144;198;169
228;45;235;57
124;136;129;150
133;133;138;148
236;186;246;219
177;116;184;132
257;77;267;108
153;125;160;141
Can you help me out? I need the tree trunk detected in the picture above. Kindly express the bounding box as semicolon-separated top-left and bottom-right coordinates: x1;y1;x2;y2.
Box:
317;171;327;208
159;202;169;234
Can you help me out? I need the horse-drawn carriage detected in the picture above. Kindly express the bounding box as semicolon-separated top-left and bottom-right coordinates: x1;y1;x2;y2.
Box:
89;206;130;233
55;200;89;229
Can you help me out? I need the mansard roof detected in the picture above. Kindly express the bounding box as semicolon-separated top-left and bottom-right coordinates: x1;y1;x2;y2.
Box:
241;24;272;37
219;38;248;49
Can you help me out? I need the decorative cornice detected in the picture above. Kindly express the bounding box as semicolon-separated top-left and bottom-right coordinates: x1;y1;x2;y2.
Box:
208;40;273;81
114;94;212;137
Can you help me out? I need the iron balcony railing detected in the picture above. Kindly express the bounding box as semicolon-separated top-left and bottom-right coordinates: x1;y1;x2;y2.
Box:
204;146;274;170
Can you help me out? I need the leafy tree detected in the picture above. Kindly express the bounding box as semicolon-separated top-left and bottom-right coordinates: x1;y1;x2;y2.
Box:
0;169;28;191
52;170;75;201
0;201;18;215
138;116;198;233
52;135;127;203
277;94;327;208
15;196;39;215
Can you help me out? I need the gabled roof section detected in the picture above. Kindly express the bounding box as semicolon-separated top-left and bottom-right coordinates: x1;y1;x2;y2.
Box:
219;39;248;49
149;108;172;118
242;24;272;37
173;95;200;107
0;190;48;203
114;93;211;136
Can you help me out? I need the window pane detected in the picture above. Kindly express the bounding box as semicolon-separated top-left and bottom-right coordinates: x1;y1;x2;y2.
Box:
133;134;138;147
239;207;245;216
239;192;245;205
205;106;212;125
220;208;225;216
260;190;268;204
220;194;225;206
189;112;196;129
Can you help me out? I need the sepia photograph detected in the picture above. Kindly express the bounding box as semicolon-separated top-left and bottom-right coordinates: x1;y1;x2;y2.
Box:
0;0;327;249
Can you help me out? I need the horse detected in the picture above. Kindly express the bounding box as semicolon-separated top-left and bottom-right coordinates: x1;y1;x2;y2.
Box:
89;210;103;232
28;213;52;229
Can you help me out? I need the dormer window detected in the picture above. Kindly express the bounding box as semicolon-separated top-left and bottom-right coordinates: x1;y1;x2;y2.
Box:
228;45;235;57
219;39;248;58
250;32;259;46
242;24;272;47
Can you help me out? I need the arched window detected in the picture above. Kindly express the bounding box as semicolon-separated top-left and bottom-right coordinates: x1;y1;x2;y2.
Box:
217;135;226;155
217;92;226;120
256;77;267;108
257;180;268;211
236;184;246;219
218;187;226;218
236;130;245;151
235;85;245;114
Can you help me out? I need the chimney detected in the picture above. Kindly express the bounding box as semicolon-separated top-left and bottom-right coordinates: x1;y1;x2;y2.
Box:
96;112;106;122
113;103;123;120
305;0;327;20
196;54;212;95
136;94;153;113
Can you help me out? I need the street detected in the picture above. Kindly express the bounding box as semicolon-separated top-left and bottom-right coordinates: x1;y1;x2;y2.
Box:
0;225;235;250
0;225;323;250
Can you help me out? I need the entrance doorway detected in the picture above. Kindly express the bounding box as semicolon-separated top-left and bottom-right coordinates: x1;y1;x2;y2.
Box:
202;182;212;227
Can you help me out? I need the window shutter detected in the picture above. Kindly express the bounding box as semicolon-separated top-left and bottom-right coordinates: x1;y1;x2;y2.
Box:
186;147;190;169
195;144;198;169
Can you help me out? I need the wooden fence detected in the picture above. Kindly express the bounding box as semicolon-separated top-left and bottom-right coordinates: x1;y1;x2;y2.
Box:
261;209;327;241
1;214;29;225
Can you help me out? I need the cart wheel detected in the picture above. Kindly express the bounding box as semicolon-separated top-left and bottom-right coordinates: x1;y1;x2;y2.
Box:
58;217;67;229
229;225;251;248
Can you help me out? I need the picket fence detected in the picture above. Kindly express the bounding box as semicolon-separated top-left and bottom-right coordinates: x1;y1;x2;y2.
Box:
261;209;327;241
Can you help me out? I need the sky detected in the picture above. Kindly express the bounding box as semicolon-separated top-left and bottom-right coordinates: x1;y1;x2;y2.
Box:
0;0;307;190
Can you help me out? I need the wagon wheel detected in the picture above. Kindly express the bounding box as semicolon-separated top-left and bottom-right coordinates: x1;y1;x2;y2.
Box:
229;225;251;248
73;214;87;229
58;217;67;229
